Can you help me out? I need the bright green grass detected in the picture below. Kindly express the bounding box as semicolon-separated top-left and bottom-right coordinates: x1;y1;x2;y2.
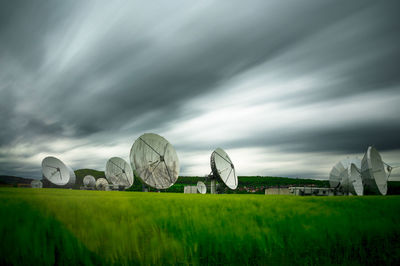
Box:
1;188;400;265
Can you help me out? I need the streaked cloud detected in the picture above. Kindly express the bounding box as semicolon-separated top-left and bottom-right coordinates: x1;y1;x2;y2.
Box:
0;0;399;180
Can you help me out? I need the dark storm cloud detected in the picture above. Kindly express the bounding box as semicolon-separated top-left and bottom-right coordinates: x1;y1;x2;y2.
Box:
0;1;78;71
226;122;400;154
0;87;16;146
0;1;374;134
1;0;400;177
0;86;64;147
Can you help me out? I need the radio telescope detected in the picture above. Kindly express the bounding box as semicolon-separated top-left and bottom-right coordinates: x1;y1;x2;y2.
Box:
361;146;388;195
41;156;76;187
130;133;180;189
349;163;363;196
339;163;364;196
83;175;96;188
96;178;109;191
197;181;207;194
329;158;361;189
105;157;134;188
208;148;238;193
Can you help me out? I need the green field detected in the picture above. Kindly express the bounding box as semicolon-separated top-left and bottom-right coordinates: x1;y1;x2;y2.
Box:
1;188;400;265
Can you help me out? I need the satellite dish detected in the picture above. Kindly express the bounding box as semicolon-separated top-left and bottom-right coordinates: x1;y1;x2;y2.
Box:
361;146;387;195
96;178;109;191
41;156;76;187
31;180;43;188
197;181;207;194
329;158;361;189
83;175;96;188
349;163;363;196
130;133;180;189
339;163;363;196
210;148;237;190
105;157;134;188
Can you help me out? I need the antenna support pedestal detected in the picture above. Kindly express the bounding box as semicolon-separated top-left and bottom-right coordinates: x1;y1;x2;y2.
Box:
210;179;217;194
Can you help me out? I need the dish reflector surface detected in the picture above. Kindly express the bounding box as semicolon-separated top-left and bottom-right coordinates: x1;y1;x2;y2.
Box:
361;146;387;195
130;133;180;189
197;181;207;194
105;157;134;188
41;156;76;187
349;163;363;196
83;175;96;187
210;148;237;190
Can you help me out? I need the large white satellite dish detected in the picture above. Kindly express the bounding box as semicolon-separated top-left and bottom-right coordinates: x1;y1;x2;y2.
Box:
41;156;76;187
105;157;134;188
210;148;238;190
96;178;109;191
361;146;388;195
83;175;96;188
197;181;207;194
130;133;180;189
329;158;361;189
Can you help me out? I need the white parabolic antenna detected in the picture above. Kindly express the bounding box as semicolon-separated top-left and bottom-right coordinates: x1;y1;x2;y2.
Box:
339;163;364;195
83;175;96;187
105;157;134;188
41;156;76;187
197;181;207;194
211;148;238;190
96;178;108;190
361;146;387;195
130;133;180;189
349;163;363;196
329;158;361;189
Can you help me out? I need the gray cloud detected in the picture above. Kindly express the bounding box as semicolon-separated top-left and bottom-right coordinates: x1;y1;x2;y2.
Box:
225;122;400;154
0;0;399;178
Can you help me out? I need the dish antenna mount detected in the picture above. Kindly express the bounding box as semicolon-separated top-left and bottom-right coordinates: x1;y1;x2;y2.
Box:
206;148;238;194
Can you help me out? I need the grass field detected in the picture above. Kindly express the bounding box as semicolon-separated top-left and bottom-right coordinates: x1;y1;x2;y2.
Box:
1;188;400;265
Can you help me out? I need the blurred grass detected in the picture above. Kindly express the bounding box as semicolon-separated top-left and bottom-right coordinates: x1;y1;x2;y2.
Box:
1;188;400;265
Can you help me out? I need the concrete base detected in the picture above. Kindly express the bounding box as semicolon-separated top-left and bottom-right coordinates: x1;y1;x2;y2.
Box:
210;179;216;194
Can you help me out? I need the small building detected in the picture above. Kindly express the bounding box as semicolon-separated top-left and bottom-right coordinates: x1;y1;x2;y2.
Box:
31;180;43;188
184;186;198;194
288;186;334;196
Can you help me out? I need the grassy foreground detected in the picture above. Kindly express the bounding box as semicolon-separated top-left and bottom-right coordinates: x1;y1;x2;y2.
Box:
1;188;400;265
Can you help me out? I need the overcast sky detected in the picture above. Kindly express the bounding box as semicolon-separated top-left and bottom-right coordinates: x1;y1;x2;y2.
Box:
1;0;399;180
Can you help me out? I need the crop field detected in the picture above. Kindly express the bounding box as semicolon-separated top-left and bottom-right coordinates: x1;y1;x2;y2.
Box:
1;188;400;265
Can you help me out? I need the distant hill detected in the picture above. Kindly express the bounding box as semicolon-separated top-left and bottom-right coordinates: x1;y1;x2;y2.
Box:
73;169;106;189
0;169;107;189
0;175;33;186
388;181;400;195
